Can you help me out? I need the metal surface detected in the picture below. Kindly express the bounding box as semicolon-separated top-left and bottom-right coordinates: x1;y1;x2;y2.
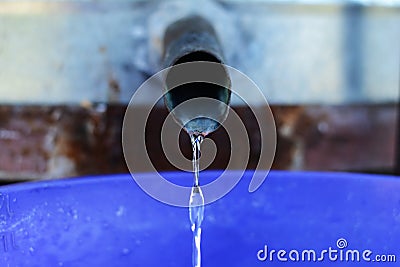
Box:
161;16;231;133
0;104;395;181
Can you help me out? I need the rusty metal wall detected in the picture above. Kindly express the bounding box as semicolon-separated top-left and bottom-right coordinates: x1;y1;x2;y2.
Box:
0;105;396;182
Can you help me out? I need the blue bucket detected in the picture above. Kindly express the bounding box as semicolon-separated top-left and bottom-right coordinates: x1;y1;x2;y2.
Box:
0;171;399;266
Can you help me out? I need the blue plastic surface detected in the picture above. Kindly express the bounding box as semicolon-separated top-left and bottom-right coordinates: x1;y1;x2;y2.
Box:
0;171;399;266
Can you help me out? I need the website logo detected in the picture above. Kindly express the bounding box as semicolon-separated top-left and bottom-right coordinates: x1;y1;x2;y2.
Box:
257;238;396;263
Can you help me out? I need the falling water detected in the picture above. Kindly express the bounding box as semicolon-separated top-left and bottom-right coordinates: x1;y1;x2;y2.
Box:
189;134;205;267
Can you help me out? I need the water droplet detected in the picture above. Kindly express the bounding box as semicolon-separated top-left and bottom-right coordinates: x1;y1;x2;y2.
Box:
116;206;125;217
57;207;64;213
122;248;130;255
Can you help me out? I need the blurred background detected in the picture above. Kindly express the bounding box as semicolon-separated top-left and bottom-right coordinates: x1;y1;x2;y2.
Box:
0;0;398;183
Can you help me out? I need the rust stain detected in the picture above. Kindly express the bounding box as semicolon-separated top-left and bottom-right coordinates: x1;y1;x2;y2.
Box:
108;77;120;94
270;106;304;169
108;76;121;102
98;46;107;54
0;104;396;182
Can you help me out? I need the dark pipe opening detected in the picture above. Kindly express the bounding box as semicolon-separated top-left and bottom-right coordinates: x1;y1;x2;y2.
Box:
175;51;220;64
165;51;229;112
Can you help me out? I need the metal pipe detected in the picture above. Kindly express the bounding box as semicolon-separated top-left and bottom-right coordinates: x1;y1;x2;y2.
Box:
162;15;231;135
